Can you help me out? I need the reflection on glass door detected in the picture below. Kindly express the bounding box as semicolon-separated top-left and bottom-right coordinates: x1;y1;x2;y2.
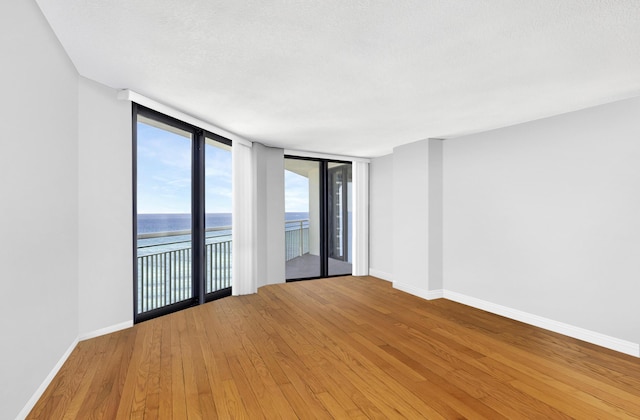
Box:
136;116;193;315
284;158;321;280
284;157;352;280
328;163;352;276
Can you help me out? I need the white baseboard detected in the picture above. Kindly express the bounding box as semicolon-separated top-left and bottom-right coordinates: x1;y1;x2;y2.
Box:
78;320;133;341
17;320;134;419
443;290;640;358
16;338;79;420
368;268;392;282
388;284;639;358
393;281;444;300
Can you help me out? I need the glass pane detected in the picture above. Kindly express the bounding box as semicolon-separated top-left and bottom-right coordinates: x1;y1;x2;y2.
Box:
205;137;232;294
328;162;352;276
136;117;193;314
285;158;321;279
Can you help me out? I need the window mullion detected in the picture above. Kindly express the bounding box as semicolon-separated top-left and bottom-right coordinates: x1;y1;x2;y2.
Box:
192;129;206;305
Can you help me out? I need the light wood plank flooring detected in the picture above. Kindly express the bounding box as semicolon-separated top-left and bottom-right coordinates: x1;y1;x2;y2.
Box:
29;276;640;419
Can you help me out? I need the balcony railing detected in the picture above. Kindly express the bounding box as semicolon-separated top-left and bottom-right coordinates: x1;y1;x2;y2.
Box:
137;220;309;314
137;226;232;313
285;219;309;261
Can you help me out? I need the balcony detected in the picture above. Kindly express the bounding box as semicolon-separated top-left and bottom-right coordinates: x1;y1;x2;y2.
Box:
136;226;232;314
137;219;351;315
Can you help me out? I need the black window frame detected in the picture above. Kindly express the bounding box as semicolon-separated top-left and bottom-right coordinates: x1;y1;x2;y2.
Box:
284;155;353;281
132;104;232;323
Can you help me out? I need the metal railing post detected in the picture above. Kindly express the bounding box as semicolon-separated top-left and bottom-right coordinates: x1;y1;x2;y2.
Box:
299;220;303;257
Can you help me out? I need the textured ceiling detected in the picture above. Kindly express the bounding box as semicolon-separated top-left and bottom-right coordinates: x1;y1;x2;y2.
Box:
36;0;640;157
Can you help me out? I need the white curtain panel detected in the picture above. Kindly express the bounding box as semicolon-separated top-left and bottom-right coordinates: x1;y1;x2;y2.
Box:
232;141;257;295
352;160;369;276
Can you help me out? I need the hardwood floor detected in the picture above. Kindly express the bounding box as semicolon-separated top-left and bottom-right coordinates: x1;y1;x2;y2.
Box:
29;276;640;419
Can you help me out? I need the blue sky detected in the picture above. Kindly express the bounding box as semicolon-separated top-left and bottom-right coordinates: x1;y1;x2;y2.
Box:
137;122;309;214
137;122;232;214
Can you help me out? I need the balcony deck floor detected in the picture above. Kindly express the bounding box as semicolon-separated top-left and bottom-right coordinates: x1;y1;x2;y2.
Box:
285;253;352;279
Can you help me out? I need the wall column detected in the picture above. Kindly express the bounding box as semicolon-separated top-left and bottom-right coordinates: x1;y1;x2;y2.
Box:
392;138;443;298
253;143;285;287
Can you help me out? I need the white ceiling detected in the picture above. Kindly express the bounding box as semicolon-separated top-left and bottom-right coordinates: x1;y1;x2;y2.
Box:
36;0;640;157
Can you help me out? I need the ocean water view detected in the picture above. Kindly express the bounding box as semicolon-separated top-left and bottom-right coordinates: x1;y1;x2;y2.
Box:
137;212;310;255
137;212;310;234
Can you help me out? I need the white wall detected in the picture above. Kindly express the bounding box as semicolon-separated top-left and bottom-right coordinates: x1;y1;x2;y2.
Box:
428;140;443;290
444;97;640;345
369;154;394;279
78;77;133;336
253;143;285;287
0;1;79;418
392;140;429;293
390;139;444;297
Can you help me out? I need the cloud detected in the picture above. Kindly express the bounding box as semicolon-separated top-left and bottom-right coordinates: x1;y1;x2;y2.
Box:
285;170;309;212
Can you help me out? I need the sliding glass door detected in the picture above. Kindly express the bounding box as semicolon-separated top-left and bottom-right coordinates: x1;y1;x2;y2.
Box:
284;157;352;280
284;159;321;279
134;106;232;322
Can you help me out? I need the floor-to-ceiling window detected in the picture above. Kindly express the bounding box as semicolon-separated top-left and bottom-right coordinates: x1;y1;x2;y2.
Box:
284;157;352;280
134;105;232;322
